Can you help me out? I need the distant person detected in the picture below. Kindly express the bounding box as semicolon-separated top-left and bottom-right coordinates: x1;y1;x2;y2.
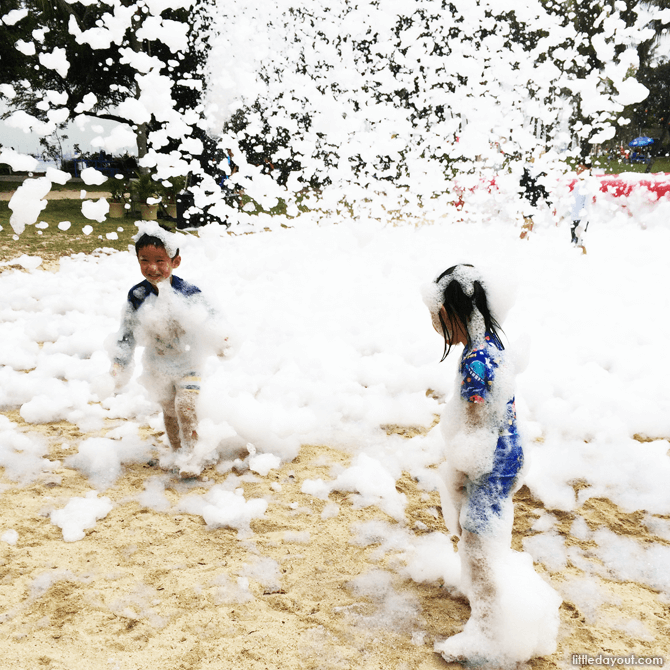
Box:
217;149;240;211
518;165;550;239
570;164;589;254
424;264;560;666
109;223;233;477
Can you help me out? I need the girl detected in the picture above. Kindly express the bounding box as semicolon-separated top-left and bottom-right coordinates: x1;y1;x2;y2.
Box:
424;264;559;666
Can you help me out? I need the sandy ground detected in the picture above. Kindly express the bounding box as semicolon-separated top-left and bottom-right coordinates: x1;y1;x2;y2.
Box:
0;190;111;201
0;409;668;670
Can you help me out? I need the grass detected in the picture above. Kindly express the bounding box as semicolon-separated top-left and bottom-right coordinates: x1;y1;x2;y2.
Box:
569;156;670;174
0;199;180;267
1;158;668;268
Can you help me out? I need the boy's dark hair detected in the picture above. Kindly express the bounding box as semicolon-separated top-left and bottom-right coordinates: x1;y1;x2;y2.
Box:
435;264;504;361
134;233;179;259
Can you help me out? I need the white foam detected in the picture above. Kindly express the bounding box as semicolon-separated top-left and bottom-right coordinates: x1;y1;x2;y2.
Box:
50;491;113;542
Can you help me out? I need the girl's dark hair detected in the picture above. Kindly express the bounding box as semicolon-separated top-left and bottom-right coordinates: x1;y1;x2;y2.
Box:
435;264;504;361
134;233;179;259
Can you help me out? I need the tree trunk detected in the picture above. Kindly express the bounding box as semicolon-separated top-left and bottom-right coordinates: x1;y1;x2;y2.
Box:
129;14;150;172
135;122;149;173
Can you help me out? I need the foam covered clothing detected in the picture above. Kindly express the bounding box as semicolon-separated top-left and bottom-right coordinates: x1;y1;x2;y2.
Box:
112;276;215;400
460;333;524;535
570;179;588;246
571;185;587;221
114;276;200;361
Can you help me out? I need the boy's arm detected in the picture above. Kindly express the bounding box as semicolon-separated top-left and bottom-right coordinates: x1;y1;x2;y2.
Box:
200;295;236;359
179;281;236;359
109;302;137;389
215;331;235;358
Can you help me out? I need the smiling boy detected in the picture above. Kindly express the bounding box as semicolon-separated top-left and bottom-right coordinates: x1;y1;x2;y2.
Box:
111;223;228;476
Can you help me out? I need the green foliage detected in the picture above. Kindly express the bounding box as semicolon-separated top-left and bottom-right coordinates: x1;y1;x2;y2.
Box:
108;175;130;204
159;176;186;204
0;0;213;165
39;131;68;170
540;0;660;161
630;60;670;148
130;172;159;205
1;1;136;125
224;104;305;188
0;0;37;91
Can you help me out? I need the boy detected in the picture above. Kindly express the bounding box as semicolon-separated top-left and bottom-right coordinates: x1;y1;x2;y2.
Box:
110;222;229;476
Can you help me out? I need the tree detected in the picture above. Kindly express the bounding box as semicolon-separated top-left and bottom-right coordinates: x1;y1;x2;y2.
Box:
2;2;135;132
206;0;650;209
537;0;664;161
1;0;212;171
627;1;670;146
2;0;664;230
631;59;670;146
0;0;36;93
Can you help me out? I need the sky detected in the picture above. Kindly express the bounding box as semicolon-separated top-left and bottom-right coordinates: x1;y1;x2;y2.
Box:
0;103;136;158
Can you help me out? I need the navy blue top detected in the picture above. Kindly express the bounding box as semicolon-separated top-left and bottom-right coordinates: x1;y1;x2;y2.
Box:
114;275;202;367
127;275;201;311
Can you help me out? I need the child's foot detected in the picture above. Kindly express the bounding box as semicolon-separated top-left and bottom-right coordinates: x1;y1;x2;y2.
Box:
434;633;490;667
178;465;202;479
175;450;203;478
178;470;201;481
519;219;534;239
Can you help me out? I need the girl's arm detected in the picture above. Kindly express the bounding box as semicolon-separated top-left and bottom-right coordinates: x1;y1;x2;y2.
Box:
443;394;498;482
450;347;500;479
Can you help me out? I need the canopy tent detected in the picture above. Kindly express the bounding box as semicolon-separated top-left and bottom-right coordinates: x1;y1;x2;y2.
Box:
628;136;655;148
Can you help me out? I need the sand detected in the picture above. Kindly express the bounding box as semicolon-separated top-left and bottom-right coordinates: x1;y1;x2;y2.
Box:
0;409;668;669
0;191;112;202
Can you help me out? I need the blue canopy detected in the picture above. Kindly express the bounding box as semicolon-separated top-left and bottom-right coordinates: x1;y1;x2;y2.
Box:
628;136;654;147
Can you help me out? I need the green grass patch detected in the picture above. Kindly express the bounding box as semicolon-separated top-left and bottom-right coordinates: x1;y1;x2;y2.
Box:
0;199;180;266
566;156;670;174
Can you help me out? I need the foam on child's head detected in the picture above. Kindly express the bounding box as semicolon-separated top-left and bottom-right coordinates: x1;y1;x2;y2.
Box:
133;221;179;258
421;264;479;314
439;264;481;296
422;263;515;326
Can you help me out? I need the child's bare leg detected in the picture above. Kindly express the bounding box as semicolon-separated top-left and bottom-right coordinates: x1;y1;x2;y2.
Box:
175;386;198;451
174;374;202;477
435;529;498;663
519;216;534;239
461;529;496;630
160;398;182;451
